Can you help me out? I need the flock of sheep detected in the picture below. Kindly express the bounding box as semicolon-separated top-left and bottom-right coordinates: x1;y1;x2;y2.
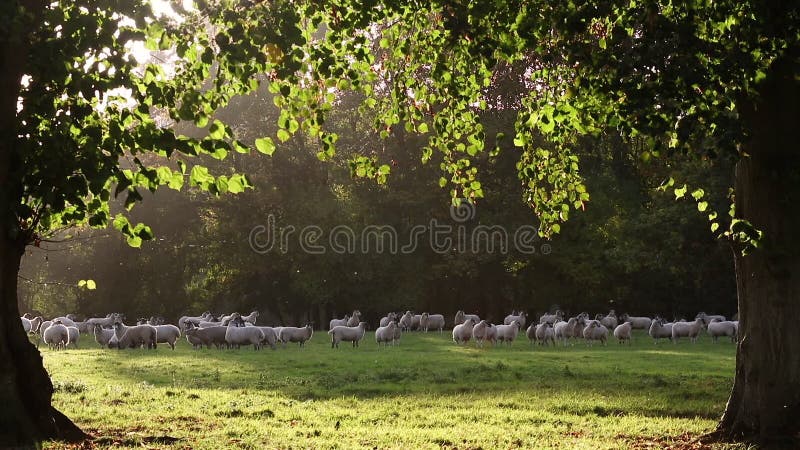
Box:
19;308;738;352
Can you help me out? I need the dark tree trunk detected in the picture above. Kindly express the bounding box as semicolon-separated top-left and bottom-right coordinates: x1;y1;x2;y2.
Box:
0;238;87;447
716;53;800;445
0;2;87;446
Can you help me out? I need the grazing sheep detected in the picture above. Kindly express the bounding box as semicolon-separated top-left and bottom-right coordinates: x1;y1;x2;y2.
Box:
43;322;69;350
185;325;229;349
504;312;528;328
539;310;563;325
534;322;555;346
85;314;121;329
452;318;477;344
346;310;362;327
375;321;400;347
472;320;495;347
240;311;259;325
496;320;521;345
672;318;707;343
279;325;314;347
329;315;351;330
113;322;157;350
51;316;77;327
20;316;43;334
329;322;368;348
597;313;618;330
696;312;726;323
74;321;91;334
707;319;738;343
379;312;398;328
454;310;480;326
93;324;116;348
178;312;211;331
648;318;673;344
256;327;279;349
583;320;608;346
398;311;415;331
554;318;579;346
66;326;80;348
620;314;652;330
153;324;181;350
225;322;265;350
420;313;446;333
197;320;223;328
613;322;633;345
525;323;537;345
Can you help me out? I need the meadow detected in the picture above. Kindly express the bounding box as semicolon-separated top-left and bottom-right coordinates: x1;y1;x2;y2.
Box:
41;330;741;449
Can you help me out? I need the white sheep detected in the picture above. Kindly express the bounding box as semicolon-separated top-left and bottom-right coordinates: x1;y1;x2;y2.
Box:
379;312;398;328
525;323;537;345
329;322;367;348
398;311;414;331
43;322;69;350
648;318;673;343
539;310;563;325
534;322;555;346
613;322;632;345
279;325;314;347
375;321;399;346
51;316;77;327
707;320;738;343
257;327;279;349
85;314;121;329
92;324;116;348
113;322;157;349
184;325;228;349
225;324;265;350
153;324;181;350
496;320;521;345
20;316;43;334
452;318;477;344
346;310;362;327
66;326;80;348
420;313;445;333
583;320;608;346
329;315;350;330
672;318;707;343
454;310;480;326
696;312;726;323
597;313;618;330
178;312;211;330
504;311;528;328
620;314;652;330
554;318;578;346
472;320;495;347
240;310;259;325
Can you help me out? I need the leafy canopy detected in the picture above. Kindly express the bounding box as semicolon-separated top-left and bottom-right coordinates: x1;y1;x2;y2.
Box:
11;0;798;253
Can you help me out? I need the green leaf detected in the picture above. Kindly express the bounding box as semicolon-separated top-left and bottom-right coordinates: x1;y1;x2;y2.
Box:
86;279;97;290
277;129;291;142
697;201;708;212
418;123;429;133
691;189;705;201
674;184;687;199
255;137;275;155
208;120;226;139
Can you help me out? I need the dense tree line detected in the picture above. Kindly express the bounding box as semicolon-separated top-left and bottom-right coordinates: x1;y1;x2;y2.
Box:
19;89;736;325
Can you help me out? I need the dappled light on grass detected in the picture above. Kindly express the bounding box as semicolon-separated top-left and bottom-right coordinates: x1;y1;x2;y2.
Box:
42;331;744;449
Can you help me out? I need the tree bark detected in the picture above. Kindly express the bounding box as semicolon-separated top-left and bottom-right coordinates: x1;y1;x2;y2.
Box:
0;2;87;447
716;53;800;445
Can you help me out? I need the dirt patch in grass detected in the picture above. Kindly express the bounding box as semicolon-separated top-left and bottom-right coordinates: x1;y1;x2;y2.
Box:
620;432;712;449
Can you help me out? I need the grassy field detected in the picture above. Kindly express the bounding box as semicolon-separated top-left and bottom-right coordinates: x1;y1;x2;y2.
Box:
40;330;742;449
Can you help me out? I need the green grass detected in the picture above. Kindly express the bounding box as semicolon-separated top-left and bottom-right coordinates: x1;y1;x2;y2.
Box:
41;330;742;449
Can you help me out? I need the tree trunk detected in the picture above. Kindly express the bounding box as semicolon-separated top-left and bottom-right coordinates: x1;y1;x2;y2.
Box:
716;53;800;445
0;237;88;447
0;2;87;445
